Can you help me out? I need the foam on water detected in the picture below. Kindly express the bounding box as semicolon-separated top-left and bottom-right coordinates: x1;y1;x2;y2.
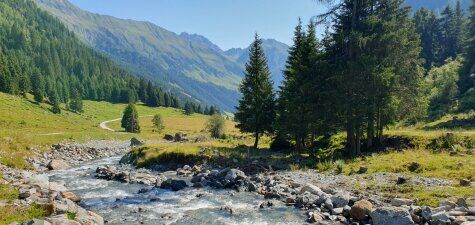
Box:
48;155;306;225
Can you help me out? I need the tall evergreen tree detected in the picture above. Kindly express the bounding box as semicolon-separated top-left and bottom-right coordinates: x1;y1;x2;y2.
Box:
414;8;443;69
235;33;276;148
460;0;475;94
121;103;140;133
51;90;61;114
31;71;45;103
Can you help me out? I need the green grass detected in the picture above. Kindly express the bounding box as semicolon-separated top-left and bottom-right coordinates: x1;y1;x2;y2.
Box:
0;92;237;169
0;183;46;225
343;148;474;180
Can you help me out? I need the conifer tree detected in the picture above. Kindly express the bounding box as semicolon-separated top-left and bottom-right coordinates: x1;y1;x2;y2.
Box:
69;89;83;113
32;71;45;103
121;103;140;133
51;90;61;114
460;0;475;94
235;33;276;148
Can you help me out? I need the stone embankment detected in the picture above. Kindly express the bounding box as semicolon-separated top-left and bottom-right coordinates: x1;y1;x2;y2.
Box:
109;151;475;225
1;140;131;225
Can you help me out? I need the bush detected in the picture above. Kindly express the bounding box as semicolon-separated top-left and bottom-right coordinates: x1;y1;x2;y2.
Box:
152;114;164;133
460;88;475;111
206;114;225;138
427;133;473;152
270;134;292;152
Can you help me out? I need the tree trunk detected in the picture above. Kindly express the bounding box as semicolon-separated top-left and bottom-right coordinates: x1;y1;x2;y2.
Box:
253;132;259;149
367;115;374;149
347;120;356;156
356;126;362;155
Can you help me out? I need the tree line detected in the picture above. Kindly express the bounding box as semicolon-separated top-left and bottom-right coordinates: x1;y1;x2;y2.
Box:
236;0;475;156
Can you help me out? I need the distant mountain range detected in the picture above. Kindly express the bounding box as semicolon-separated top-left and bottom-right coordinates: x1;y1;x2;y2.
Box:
33;0;289;112
404;0;471;12
224;39;289;89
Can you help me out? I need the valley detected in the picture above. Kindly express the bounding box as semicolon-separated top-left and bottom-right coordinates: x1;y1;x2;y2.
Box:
1;0;475;225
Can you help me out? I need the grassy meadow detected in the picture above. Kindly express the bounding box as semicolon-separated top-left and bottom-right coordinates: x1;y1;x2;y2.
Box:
0;92;474;209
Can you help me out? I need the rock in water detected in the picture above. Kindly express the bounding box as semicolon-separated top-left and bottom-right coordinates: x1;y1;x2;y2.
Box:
160;179;187;191
350;200;373;221
130;137;144;147
47;159;70;170
370;207;415;225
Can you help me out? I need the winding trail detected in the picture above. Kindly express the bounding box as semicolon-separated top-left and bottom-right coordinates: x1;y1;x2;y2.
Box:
99;115;153;132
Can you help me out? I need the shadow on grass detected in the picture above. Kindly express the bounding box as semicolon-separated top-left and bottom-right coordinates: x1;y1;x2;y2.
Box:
422;116;475;130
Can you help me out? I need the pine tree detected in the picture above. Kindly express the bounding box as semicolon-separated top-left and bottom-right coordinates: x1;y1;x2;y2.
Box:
69;89;83;113
460;0;475;94
31;71;45;103
440;5;458;60
414;8;443;69
184;102;194;115
276;18;310;152
121;103;140;133
235;33;276;148
51;90;61;114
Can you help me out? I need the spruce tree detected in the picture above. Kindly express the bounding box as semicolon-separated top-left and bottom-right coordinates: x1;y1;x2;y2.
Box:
276;19;310;152
69;89;83;113
31;71;45;103
460;0;475;94
51;90;61;114
121;103;140;133
235;33;276;148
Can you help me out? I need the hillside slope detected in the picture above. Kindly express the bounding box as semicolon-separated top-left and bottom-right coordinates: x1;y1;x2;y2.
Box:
33;0;245;112
224;39;289;88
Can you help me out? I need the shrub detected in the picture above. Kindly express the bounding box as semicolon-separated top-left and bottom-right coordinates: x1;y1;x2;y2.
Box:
270;134;292;152
427;133;473;152
152;114;164;133
206;114;225;138
335;160;344;174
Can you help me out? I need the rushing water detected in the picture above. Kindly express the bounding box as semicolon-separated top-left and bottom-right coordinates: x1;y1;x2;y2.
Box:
47;156;307;225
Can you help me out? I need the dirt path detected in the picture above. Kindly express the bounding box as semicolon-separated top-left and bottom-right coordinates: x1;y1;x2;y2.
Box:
99;115;153;132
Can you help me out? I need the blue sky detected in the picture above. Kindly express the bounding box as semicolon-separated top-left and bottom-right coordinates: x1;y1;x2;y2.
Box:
68;0;328;50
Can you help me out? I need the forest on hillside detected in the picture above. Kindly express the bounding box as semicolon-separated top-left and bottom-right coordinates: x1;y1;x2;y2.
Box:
236;0;475;155
0;0;194;113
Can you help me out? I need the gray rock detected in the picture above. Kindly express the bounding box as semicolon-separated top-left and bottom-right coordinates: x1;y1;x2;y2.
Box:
130;137;144;147
431;211;451;225
160;179;187;191
331;192;350;208
47;159;70;170
370;207;415;225
299;183;324;196
324;198;334;210
422;206;432;220
390;198;414;207
25;219;52;225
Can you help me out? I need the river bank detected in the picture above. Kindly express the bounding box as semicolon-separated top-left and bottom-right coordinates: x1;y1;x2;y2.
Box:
1;138;475;225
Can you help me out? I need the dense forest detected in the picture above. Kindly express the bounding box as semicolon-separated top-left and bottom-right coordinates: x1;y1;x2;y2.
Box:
236;0;475;155
0;0;193;113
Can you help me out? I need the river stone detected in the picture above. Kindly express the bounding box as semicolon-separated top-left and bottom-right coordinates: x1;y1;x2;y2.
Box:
370;207;415;225
331;191;350;208
299;183;324;196
224;169;246;182
130;138;144;147
25;219;52;225
160;179;187;191
390;198;414;207
47;159;70;170
350;200;373;220
61;192;80;203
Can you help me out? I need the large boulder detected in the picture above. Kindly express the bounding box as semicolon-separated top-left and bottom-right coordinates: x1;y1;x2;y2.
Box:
350;199;373;220
370;207;415;225
299;184;324;196
61;192;81;203
174;132;188;142
160;179;187;191
224;169;247;182
331;191;350;208
130;137;144;147
47;159;70;170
